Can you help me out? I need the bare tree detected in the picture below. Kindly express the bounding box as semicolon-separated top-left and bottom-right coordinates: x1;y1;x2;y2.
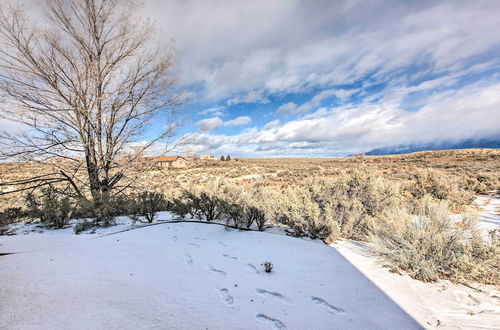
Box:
0;0;181;222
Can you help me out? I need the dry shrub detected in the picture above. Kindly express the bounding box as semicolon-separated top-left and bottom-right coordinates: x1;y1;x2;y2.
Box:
25;188;72;229
2;149;498;213
330;171;401;239
403;169;477;210
271;183;337;241
169;180;230;221
271;172;402;242
462;173;497;194
0;207;23;235
73;220;94;234
404;169;453;200
168;180;271;230
128;191;167;223
372;195;499;284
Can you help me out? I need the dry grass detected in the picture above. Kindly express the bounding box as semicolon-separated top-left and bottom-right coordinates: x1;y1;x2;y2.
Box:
372;196;499;284
1;148;499;211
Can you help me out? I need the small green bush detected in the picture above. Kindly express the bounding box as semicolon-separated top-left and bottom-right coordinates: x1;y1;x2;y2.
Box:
168;180;270;231
26;188;72;229
1;207;24;221
248;206;266;231
169;189;225;222
272;184;335;240
72;195;131;226
168;197;192;219
187;190;224;221
0;207;23;235
221;200;247;228
128;191;167;223
74;220;94;234
0;218;12;235
263;261;273;273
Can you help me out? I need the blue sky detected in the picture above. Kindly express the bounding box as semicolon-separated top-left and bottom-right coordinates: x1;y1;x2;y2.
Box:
14;0;500;157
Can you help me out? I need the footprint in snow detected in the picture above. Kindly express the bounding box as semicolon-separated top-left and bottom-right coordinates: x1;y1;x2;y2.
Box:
255;314;287;330
219;288;234;305
172;235;178;241
255;288;292;305
223;254;238;260
453;290;480;306
217;241;227;247
189;243;200;248
195;237;207;241
310;296;345;314
184;253;193;265
208;265;226;276
247;263;259;274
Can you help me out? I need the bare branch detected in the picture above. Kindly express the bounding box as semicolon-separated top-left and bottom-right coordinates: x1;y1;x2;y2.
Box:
0;0;181;215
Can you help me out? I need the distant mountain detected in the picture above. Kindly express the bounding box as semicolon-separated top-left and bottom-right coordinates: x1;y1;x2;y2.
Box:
365;138;500;156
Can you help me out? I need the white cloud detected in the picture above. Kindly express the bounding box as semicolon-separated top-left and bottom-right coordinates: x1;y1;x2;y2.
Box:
263;119;280;130
227;90;270;106
16;1;500;108
276;88;359;115
11;1;500;157
137;1;500;104
225;116;252;126
197;116;252;131
186;82;500;155
198;117;223;131
276;102;298;114
198;106;226;117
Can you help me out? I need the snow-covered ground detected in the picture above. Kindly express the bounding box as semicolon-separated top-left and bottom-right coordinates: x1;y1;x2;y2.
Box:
475;194;500;232
1;202;499;330
335;240;500;329
1;218;420;330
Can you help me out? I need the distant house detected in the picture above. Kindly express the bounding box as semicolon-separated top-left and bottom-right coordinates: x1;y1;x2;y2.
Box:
142;156;189;169
199;154;215;160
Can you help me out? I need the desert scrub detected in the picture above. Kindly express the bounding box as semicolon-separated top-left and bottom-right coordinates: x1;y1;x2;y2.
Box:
170;179;230;221
74;220;94;234
128;191;167;223
0;216;13;235
372;195;499;284
2;149;498;212
231;183;271;230
263;261;273;273
404;169;452;201
402;168;484;211
0;207;24;235
272;184;338;241
25;187;72;229
169;180;271;230
331;171;402;238
271;172;402;242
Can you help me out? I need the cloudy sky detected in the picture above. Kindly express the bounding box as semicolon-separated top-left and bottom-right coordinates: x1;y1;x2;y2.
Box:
18;0;500;156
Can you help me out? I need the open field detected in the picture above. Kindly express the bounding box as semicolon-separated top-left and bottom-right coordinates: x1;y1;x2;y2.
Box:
2;149;499;211
145;149;500;193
